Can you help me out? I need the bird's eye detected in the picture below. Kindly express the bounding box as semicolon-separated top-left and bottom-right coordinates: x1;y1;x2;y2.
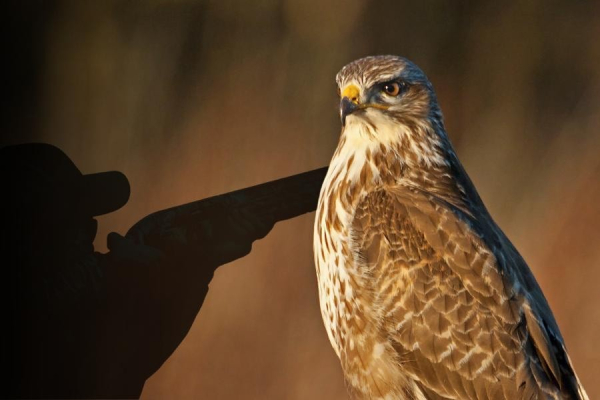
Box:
382;82;402;96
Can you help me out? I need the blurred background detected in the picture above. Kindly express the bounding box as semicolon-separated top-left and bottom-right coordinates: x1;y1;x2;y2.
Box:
3;0;600;398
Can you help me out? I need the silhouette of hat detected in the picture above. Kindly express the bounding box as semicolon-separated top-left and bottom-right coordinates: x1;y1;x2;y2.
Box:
0;143;130;217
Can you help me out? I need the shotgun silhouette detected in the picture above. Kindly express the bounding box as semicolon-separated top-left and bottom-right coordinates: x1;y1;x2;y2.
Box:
121;166;328;267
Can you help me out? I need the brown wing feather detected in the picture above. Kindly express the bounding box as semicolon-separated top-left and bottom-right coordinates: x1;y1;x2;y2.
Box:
350;186;586;400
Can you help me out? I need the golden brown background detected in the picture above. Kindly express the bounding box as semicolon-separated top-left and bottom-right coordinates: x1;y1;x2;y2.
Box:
4;0;600;398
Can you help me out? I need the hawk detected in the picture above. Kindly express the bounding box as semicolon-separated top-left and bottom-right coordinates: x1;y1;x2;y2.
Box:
313;55;588;400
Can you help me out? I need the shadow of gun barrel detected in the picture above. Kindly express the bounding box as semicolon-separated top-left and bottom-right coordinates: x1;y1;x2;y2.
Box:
125;167;328;252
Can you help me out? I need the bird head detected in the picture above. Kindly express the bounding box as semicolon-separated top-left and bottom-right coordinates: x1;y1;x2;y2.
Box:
335;55;448;167
337;55;441;126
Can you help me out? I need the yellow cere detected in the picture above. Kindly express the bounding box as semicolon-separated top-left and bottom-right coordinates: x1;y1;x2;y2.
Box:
341;84;360;103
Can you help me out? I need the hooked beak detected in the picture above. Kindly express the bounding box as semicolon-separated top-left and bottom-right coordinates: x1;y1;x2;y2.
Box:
340;97;359;126
340;84;360;126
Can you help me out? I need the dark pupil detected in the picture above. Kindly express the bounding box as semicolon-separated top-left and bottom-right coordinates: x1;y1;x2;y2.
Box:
385;84;396;93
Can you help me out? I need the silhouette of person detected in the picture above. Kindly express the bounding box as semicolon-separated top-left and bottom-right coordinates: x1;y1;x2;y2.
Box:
0;143;326;399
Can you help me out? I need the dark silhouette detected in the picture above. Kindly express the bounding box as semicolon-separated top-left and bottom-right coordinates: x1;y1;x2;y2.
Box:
0;143;327;399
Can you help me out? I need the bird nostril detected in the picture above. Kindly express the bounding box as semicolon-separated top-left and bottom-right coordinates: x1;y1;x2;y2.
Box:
341;85;360;104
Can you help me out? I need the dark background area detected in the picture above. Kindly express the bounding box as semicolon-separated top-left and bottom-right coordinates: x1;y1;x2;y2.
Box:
3;0;599;398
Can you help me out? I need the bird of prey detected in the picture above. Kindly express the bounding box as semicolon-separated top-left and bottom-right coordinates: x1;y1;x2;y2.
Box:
313;55;588;400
